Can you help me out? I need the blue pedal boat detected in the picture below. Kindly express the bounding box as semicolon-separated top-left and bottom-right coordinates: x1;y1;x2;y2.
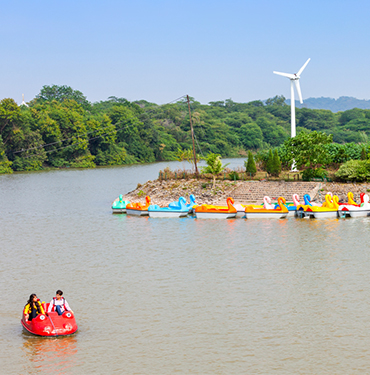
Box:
148;197;190;218
112;195;130;213
168;195;197;213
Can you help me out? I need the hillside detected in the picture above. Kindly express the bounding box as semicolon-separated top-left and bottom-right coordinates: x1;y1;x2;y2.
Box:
286;96;370;112
1;86;370;174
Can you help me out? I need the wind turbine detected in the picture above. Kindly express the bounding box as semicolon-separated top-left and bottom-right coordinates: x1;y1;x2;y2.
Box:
20;94;28;107
273;58;310;138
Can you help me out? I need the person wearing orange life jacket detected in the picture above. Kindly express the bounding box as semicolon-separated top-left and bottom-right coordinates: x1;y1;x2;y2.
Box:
23;294;45;321
47;290;74;315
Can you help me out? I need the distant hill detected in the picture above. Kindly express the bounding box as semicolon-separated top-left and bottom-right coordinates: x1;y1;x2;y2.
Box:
286;96;370;112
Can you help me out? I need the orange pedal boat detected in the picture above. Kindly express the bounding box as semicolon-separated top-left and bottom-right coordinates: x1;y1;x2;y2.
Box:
195;197;237;219
126;196;151;216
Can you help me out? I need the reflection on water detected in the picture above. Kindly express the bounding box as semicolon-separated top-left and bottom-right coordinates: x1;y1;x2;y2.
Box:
22;334;78;374
2;163;370;374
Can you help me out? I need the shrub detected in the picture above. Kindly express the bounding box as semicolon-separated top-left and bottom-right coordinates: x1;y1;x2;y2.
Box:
302;167;328;181
361;146;367;160
335;159;370;182
0;160;13;174
228;171;240;180
266;149;274;175
270;149;281;177
70;154;96;168
245;150;257;176
12;156;44;171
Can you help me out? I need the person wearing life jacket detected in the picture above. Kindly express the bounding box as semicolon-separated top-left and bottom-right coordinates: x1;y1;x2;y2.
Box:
23;294;45;322
47;290;74;315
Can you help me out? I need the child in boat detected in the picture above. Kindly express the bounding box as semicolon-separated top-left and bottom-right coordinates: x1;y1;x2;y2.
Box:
47;290;74;315
23;294;45;321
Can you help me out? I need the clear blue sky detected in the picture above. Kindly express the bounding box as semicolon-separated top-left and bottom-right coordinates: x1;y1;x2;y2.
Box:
1;0;369;105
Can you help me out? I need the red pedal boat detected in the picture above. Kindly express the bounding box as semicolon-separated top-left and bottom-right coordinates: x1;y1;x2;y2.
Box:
21;303;78;336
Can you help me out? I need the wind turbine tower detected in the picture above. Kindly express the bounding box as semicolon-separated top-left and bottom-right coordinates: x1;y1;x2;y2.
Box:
273;58;310;137
20;94;28;107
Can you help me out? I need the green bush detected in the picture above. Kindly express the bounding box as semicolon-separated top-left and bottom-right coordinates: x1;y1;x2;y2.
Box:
266;149;273;175
228;171;240;180
0;160;13;174
361;146;368;160
244;150;257;176
95;145;126;166
302;167;328;181
335;159;370;182
70;154;96;168
270;149;282;177
325;142;365;164
12;156;44;171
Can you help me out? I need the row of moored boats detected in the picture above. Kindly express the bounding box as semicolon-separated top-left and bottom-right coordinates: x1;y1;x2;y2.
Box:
112;192;370;219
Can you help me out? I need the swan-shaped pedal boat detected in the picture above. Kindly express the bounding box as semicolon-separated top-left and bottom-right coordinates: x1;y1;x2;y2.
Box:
112;194;130;213
244;197;289;219
296;194;326;218
21;303;78;337
126;196;151;216
233;202;262;218
338;191;361;206
273;194;300;216
168;194;197;213
148;197;190;218
299;193;339;218
195;197;237;219
338;193;370;217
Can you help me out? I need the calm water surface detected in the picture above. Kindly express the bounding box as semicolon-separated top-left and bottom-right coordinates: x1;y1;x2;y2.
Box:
1;160;370;374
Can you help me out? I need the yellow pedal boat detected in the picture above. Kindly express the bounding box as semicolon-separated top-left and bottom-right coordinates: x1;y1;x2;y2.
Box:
195;197;237;219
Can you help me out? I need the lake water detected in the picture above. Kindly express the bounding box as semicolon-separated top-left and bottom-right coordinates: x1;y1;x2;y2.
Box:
1;159;370;374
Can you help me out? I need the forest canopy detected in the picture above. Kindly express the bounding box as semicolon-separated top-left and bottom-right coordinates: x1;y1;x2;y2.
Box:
1;86;370;174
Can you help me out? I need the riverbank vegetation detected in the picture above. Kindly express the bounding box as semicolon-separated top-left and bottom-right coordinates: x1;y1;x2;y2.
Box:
1;85;370;178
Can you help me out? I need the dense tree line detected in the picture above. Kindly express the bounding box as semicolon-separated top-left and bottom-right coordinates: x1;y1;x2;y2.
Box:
1;86;370;174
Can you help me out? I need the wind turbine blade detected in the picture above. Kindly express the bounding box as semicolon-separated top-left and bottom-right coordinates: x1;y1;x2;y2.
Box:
297;58;310;76
273;71;295;79
294;80;303;104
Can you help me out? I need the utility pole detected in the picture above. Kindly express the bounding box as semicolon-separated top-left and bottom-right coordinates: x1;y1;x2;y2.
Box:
187;95;199;175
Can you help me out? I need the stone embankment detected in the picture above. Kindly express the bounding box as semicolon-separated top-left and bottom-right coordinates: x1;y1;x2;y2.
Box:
119;178;370;206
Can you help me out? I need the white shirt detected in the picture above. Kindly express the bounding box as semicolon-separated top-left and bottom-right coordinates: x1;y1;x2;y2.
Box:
47;297;71;313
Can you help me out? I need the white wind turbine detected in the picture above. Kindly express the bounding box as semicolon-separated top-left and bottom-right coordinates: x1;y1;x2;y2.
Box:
20;94;28;107
273;58;310;137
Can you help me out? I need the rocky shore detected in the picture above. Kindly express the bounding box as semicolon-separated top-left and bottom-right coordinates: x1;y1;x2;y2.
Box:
121;179;244;206
119;178;370;206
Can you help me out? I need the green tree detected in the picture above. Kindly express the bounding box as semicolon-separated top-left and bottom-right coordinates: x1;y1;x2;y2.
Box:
266;149;274;175
31;99;93;167
0;135;12;173
0;98;22;148
256;116;288;147
0;99;47;171
265;95;286;106
201;153;228;189
35;85;91;110
284;130;333;180
245;150;257;177
270;149;282;177
238;122;264;150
